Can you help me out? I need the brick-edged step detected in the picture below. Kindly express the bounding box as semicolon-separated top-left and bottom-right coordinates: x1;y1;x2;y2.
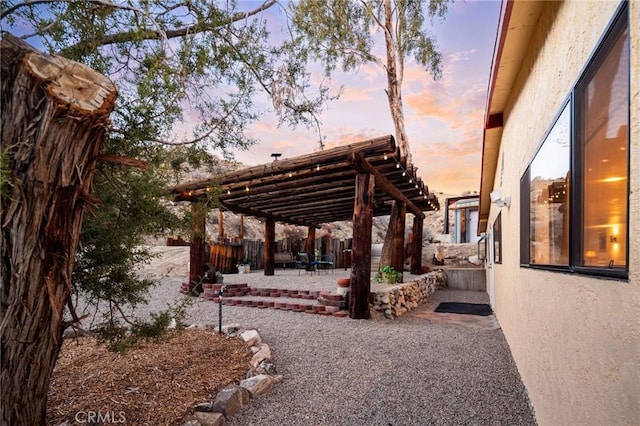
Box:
212;285;348;317
201;283;250;300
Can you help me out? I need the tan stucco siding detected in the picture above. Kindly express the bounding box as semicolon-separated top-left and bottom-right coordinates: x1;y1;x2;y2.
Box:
487;1;640;425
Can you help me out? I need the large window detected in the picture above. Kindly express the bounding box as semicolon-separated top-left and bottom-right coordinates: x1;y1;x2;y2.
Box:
528;103;570;266
521;3;629;279
574;8;629;273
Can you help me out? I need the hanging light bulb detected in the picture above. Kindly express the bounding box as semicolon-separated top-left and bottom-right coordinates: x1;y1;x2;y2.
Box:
245;186;249;192
396;163;400;169
289;171;293;177
316;164;320;171
383;154;388;160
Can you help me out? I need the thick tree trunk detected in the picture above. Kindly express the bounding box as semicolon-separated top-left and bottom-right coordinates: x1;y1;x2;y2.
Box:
380;0;412;271
189;203;207;284
0;34;116;424
383;0;410;165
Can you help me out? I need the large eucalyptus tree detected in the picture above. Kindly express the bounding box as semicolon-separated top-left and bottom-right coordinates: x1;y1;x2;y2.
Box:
289;0;449;270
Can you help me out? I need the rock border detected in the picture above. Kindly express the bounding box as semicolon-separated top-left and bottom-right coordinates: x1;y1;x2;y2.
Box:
182;324;282;426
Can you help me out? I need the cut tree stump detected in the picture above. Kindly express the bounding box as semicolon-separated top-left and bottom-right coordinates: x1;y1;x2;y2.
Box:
1;33;117;425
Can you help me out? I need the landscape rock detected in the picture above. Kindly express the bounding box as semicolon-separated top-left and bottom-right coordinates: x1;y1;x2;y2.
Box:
240;329;261;346
193;411;225;426
211;385;250;419
258;359;277;375
250;344;271;368
239;374;283;397
221;324;242;335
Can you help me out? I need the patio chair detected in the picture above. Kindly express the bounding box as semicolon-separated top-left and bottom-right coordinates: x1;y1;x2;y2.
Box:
296;252;318;275
319;253;335;273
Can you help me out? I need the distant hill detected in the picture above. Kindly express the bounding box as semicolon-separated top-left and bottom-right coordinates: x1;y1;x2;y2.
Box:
199;190;461;245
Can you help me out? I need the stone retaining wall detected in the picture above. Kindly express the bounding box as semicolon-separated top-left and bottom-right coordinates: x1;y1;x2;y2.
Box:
370;270;447;319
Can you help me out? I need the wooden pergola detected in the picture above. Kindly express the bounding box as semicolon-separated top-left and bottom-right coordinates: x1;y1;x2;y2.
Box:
168;135;440;318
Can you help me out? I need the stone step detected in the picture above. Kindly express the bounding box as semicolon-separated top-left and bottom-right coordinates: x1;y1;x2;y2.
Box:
191;283;349;316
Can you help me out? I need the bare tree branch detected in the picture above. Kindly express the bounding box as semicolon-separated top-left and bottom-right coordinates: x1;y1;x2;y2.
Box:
55;0;277;55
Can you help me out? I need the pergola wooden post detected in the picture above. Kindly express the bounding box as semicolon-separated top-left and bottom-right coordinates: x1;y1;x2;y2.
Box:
264;218;275;276
305;226;316;255
239;214;245;239
349;172;375;319
410;216;424;274
390;201;406;280
189;203;207;285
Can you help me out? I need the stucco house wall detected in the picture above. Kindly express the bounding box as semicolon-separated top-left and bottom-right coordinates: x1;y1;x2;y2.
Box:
486;1;639;425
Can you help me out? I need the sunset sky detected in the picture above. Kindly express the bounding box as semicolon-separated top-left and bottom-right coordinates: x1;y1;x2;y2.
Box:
4;0;502;195
234;0;503;195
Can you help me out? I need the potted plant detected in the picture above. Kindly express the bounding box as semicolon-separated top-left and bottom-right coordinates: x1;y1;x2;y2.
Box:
214;271;224;284
379;265;402;284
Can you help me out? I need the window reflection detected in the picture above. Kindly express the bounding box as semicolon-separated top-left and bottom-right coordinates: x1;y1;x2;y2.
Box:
493;213;502;264
529;103;570;265
580;23;628;269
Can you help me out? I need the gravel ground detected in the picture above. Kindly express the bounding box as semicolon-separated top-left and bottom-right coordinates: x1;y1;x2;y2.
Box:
113;248;537;425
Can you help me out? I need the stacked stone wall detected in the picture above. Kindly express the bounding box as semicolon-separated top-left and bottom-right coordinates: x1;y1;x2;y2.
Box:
370;270;447;319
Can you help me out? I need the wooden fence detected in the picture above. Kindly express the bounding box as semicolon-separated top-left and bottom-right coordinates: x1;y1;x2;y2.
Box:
206;237;353;272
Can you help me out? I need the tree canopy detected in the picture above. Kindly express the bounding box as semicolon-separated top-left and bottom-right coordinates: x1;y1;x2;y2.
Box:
1;0;333;341
289;0;449;162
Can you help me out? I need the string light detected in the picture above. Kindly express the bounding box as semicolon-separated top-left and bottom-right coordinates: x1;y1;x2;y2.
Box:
396;163;400;169
289;171;293;177
383;154;388;160
245;186;249;192
227;189;231;195
316;164;320;171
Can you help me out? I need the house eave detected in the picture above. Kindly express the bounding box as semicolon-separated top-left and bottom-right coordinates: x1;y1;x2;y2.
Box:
478;0;545;233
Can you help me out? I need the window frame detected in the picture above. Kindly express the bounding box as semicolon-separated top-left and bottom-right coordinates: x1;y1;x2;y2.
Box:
519;2;629;280
571;2;630;279
493;212;502;264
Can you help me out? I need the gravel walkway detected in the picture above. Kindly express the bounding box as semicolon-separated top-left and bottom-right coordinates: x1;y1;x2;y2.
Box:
126;258;536;426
